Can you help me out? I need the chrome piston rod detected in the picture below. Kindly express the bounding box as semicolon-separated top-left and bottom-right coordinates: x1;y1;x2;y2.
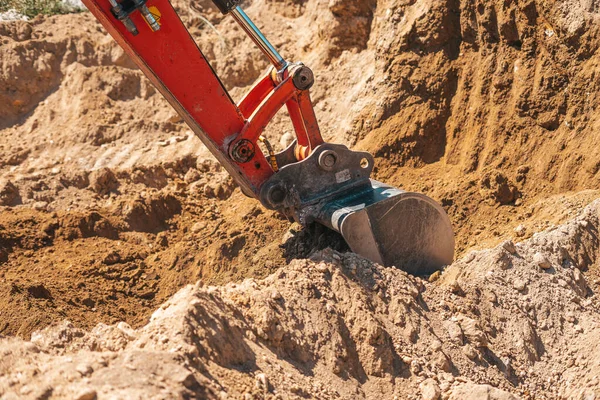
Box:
230;6;287;70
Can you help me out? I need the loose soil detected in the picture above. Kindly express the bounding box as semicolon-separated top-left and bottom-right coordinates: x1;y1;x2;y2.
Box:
1;0;600;398
2;202;600;399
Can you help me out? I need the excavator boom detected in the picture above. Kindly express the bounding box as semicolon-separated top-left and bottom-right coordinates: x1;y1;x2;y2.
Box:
81;0;455;274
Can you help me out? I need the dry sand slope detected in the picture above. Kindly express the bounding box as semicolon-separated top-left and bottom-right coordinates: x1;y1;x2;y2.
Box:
1;0;600;398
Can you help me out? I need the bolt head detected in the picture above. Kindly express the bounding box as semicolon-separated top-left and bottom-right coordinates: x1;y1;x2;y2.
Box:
230;139;255;163
292;66;314;90
268;186;286;205
318;150;338;171
323;154;336;167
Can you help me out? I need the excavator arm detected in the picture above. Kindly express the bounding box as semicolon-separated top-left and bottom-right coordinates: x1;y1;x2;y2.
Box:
82;0;456;274
83;0;313;195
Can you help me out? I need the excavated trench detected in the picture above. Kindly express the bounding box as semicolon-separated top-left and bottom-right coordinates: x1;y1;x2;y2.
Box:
1;0;600;398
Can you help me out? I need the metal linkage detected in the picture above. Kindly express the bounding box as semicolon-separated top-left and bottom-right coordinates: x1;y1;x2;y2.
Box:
137;0;160;32
109;0;160;36
259;143;375;216
108;0;138;34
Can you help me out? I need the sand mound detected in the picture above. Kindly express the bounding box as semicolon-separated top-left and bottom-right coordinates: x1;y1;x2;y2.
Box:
2;0;600;397
1;0;600;336
1;201;599;399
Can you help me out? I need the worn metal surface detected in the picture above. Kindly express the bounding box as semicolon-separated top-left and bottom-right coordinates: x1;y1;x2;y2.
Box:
318;181;455;275
259;143;374;213
262;143;454;273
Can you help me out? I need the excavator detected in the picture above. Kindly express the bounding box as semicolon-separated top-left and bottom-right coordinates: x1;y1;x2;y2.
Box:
81;0;455;275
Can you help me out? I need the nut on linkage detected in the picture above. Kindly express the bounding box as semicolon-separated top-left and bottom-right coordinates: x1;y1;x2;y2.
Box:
292;65;314;91
230;139;255;163
109;0;139;35
318;150;337;171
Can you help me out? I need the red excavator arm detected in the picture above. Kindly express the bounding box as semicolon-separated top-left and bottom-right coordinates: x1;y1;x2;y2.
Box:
83;0;322;197
82;0;456;274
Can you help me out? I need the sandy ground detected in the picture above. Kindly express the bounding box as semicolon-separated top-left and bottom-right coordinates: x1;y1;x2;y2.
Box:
1;0;600;398
2;202;600;399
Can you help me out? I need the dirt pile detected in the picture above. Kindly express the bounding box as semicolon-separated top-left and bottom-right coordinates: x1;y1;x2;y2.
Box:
347;0;600;253
2;0;600;337
1;0;600;397
1;200;600;399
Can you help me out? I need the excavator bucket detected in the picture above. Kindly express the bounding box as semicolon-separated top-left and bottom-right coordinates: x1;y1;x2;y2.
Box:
263;144;455;274
316;181;455;275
